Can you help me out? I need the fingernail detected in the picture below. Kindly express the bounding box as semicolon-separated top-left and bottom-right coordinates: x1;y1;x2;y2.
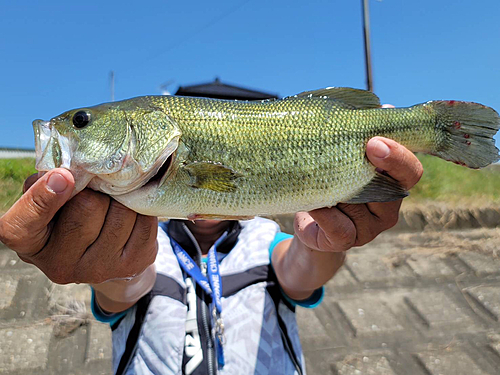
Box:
47;173;68;194
372;139;390;159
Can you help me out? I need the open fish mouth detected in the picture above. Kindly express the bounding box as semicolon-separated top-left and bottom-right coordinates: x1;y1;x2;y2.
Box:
33;119;72;171
33;119;50;161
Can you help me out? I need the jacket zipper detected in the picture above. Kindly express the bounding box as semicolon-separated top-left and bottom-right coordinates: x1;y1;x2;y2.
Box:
182;223;216;375
201;262;215;375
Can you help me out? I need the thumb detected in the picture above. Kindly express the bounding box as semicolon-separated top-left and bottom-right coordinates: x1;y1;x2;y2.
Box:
0;168;75;255
366;137;423;190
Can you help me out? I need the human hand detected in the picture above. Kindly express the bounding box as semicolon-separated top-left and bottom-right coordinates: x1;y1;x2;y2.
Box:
0;169;158;285
294;136;423;252
272;136;423;300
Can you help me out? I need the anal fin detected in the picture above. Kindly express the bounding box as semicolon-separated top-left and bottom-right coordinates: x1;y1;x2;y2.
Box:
344;173;408;204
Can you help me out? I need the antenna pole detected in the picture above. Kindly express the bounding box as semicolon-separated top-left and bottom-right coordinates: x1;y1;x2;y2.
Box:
110;71;115;101
362;0;373;92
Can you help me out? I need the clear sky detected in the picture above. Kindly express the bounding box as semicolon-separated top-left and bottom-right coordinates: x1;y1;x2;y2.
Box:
1;0;499;149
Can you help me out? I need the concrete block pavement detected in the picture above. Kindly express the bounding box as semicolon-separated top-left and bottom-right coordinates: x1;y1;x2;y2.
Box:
2;227;500;374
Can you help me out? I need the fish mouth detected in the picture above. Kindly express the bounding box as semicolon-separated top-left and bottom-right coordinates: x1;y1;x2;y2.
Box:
33;119;50;161
32;119;72;171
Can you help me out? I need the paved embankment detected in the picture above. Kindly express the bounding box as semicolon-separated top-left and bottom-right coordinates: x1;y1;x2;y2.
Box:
298;228;500;375
1;207;500;374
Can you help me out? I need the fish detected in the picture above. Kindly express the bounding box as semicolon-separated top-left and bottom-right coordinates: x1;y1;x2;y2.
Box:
32;87;500;220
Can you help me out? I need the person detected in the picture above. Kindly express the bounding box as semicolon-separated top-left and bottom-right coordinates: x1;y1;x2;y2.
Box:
0;137;423;375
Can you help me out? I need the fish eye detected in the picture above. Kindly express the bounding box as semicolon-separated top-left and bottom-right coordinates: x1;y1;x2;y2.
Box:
72;111;91;128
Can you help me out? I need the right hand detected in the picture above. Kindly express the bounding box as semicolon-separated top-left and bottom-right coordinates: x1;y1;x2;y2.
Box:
0;169;158;285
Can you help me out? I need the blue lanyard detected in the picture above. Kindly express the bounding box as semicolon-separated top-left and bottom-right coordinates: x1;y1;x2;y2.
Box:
170;235;226;368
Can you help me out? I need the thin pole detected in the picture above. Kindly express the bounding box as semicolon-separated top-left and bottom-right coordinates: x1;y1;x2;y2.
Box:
362;0;373;92
110;71;115;102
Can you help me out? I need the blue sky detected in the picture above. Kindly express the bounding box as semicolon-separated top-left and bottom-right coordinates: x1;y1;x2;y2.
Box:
1;0;499;149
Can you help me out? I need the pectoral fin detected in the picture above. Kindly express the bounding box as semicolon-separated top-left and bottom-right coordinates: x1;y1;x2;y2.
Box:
344;172;408;204
183;162;243;193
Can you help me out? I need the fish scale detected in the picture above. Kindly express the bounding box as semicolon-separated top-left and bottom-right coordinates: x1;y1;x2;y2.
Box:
32;87;500;219
118;97;435;216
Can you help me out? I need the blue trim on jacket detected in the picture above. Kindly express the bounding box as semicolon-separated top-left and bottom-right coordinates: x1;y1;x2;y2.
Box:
92;229;323;324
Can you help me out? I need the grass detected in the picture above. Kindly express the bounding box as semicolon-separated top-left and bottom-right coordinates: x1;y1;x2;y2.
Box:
407;154;500;205
0;155;499;214
0;158;37;213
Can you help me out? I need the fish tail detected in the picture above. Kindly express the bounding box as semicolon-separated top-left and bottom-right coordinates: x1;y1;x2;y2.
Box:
429;100;500;168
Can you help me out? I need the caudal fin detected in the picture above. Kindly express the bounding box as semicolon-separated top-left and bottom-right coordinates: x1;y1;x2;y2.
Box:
429;101;500;168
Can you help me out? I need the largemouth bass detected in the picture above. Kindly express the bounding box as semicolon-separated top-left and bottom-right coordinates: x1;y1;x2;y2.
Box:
33;87;500;219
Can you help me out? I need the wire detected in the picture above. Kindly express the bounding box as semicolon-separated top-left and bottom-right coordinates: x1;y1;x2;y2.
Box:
139;0;252;67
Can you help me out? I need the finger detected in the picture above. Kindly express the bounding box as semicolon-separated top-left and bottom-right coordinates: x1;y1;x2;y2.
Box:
34;189;111;283
0;169;75;254
123;215;158;260
79;200;138;282
89;200;137;254
85;214;157;283
48;189;110;256
23;173;40;193
296;208;356;252
366;137;423;190
121;215;158;277
365;200;402;232
381;104;395;108
335;203;380;246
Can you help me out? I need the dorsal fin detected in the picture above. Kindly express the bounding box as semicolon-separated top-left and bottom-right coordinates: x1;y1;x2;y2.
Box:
296;87;381;109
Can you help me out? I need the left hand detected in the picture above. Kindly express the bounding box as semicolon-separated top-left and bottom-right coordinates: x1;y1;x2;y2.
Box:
294;136;423;252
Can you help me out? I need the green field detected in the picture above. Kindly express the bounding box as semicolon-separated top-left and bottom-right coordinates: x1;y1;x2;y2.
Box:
408;154;500;204
0;158;37;213
0;156;499;214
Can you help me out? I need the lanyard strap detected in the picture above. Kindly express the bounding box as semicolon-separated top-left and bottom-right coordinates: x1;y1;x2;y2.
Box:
206;243;223;314
170;235;226;368
170;236;225;313
171;238;213;294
